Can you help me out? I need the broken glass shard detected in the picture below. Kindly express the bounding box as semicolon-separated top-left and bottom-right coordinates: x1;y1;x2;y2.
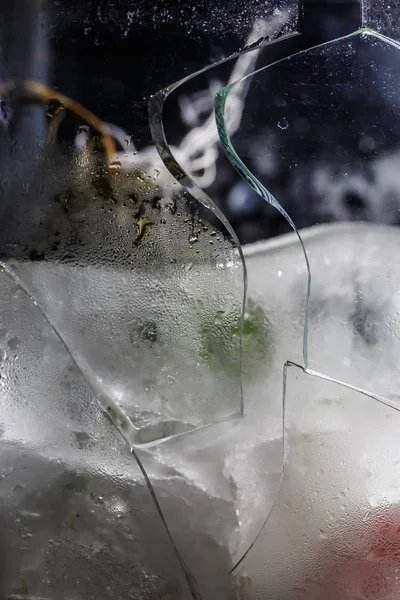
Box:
0;81;245;446
216;29;400;402
145;31;306;582
0;79;247;598
233;361;400;599
0;268;194;599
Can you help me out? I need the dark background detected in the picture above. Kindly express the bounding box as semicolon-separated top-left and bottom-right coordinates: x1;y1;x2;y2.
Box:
3;0;400;244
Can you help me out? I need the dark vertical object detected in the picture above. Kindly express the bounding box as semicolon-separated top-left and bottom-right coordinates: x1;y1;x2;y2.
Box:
0;0;49;144
0;0;51;252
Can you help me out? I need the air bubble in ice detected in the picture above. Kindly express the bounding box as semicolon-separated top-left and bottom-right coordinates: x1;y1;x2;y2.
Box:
358;125;385;153
277;117;289;130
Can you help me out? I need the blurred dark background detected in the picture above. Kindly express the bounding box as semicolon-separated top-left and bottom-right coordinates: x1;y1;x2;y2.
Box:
2;0;400;244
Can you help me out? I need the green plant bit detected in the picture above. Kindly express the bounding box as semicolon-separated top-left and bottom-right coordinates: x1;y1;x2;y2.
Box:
199;299;272;377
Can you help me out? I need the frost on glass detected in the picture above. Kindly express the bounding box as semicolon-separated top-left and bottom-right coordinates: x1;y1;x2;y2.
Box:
363;1;400;42
144;26;303;592
0;81;248;598
0;269;194;599
234;362;400;599
216;29;400;402
0;82;244;444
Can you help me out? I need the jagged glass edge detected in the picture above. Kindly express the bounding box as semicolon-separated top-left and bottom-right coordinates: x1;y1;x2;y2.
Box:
214;82;311;366
215;28;400;372
0;260;201;599
145;37;302;593
148;32;304;413
213;29;330;367
214;31;368;370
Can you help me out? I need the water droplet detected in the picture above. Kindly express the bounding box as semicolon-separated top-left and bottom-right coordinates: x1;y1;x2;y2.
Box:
214;310;226;325
359;125;385;154
277;117;289;130
184;262;193;273
319;529;328;540
7;337;19;351
72;431;91;450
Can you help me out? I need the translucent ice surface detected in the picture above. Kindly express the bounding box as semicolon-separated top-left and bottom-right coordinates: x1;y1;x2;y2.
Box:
234;361;400;600
0;78;246;598
0;269;194;600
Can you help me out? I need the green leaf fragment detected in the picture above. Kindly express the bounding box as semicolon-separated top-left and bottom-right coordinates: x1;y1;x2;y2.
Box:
199;299;271;377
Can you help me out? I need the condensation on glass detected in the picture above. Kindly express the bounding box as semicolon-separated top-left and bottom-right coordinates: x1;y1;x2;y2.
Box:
0;1;302;598
234;362;400;599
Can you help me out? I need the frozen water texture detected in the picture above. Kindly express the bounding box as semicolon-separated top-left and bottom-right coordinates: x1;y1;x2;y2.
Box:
5;220;400;597
0;269;195;600
235;362;400;599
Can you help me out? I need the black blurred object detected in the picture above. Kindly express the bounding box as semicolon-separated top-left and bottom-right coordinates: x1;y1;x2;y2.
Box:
0;0;394;246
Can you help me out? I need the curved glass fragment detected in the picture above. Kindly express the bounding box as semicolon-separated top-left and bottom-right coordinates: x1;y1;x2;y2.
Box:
147;30;307;582
234;361;400;599
216;29;400;402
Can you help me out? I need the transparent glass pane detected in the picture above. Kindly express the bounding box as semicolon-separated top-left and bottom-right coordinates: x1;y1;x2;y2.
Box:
0;3;301;597
363;1;400;42
216;29;400;402
0;43;247;600
52;0;299;78
150;33;302;245
0;269;193;599
234;361;400;599
0;80;244;445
